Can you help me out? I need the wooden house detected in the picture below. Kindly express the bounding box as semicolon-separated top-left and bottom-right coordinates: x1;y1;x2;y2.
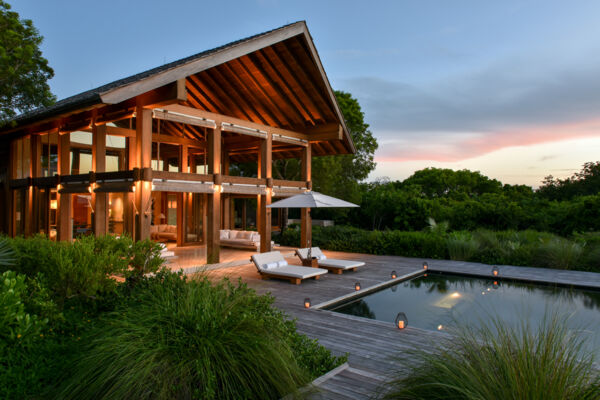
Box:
0;21;355;263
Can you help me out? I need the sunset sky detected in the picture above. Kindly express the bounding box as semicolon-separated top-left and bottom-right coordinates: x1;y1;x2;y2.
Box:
13;1;600;187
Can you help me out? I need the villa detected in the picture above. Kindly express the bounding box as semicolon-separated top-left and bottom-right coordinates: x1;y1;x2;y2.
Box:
0;21;356;264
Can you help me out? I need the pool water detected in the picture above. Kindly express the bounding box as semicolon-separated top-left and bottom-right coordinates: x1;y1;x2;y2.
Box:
330;272;600;353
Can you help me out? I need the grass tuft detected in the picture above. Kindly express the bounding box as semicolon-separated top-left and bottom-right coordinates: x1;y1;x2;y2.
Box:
55;271;310;400
383;314;600;400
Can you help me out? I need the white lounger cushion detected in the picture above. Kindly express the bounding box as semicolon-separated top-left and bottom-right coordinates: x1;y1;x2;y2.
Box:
295;247;365;270
261;266;327;279
318;259;365;270
251;251;327;279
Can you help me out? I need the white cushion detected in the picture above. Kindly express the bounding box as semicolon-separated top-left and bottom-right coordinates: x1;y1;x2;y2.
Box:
159;224;168;232
318;255;327;260
150;225;158;233
250;232;260;242
219;230;230;240
277;260;288;268
262;262;278;270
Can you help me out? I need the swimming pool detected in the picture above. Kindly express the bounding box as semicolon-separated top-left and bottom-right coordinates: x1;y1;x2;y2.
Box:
329;272;600;353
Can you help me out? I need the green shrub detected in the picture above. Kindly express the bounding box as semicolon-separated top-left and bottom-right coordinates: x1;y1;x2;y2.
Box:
383;315;600;400
5;235;164;305
56;271;337;399
0;271;48;346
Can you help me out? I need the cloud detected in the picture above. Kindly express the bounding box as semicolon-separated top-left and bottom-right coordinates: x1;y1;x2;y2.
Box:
342;48;600;162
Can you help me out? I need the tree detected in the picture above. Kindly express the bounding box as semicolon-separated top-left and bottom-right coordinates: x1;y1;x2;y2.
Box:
538;161;600;200
0;1;55;124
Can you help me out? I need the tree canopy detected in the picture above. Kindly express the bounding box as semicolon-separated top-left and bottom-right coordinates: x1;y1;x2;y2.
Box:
0;1;55;124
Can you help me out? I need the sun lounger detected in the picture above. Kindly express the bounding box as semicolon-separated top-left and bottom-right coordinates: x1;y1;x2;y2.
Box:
295;247;365;274
251;251;328;284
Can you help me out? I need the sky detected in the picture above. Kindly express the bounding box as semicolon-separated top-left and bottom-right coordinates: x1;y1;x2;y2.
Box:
12;0;600;187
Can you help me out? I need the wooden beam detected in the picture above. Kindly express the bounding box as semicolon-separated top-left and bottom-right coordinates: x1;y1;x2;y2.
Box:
163;104;312;141
100;125;206;148
306;123;343;141
207;126;221;264
92;124;108;236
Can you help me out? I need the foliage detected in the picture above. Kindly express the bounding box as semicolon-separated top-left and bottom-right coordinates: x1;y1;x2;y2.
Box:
279;225;448;259
349;165;600;236
0;270;48;346
276;226;600;272
382;315;600;400
538;161;600;201
0;1;55;123
5;235;163;303
446;232;479;261
56;271;339;400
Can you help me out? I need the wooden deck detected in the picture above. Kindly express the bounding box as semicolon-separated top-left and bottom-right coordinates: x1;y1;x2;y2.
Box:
194;251;600;399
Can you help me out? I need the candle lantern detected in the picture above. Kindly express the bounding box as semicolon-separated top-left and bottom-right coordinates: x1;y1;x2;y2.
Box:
492;266;499;277
423;262;428;270
304;298;311;309
391;270;397;279
395;312;408;330
355;282;361;291
493;281;499;289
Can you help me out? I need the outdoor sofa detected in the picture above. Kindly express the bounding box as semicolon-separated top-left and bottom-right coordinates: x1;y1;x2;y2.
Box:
251;251;328;284
220;229;274;250
295;247;365;274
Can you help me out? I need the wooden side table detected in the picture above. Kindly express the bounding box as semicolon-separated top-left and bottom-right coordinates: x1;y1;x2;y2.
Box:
302;258;319;268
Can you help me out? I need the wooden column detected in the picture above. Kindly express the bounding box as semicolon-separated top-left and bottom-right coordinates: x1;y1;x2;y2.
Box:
31;135;42;235
22;136;33;237
222;153;230;229
256;150;262;234
134;106;152;241
124;136;136;236
57;133;72;241
177;145;188;246
207;126;221;264
92;124;108;236
300;144;312;248
259;134;272;253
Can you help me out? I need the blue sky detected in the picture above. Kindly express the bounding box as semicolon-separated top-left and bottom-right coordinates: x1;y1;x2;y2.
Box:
13;1;600;186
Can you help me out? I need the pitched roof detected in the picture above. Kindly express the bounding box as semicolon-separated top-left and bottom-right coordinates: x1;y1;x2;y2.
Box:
6;21;355;154
14;22;302;127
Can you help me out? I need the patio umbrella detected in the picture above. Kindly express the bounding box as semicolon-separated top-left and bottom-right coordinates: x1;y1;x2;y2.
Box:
267;191;358;257
267;191;358;209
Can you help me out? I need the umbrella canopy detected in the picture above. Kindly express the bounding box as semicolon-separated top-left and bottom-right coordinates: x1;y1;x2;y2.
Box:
267;191;358;208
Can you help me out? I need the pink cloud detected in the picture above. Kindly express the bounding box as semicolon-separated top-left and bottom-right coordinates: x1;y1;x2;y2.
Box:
376;118;600;163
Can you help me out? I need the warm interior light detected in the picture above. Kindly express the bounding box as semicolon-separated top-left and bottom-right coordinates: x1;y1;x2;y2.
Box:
304;298;311;309
391;270;397;279
423;262;428;270
492;266;499;276
50;200;57;210
437;324;443;331
450;292;461;299
354;282;361;291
